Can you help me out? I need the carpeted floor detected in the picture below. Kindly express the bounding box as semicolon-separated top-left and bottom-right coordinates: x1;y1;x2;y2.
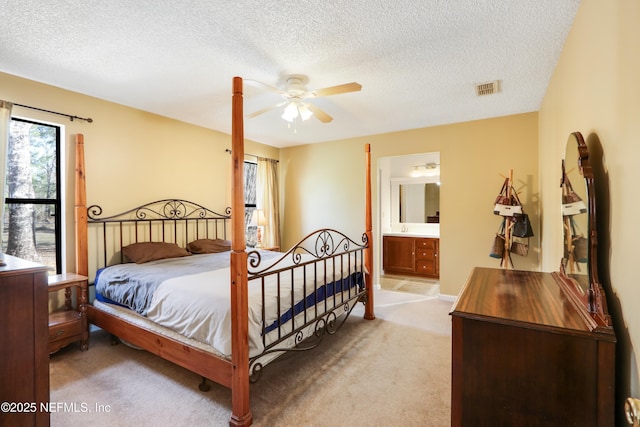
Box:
50;289;453;426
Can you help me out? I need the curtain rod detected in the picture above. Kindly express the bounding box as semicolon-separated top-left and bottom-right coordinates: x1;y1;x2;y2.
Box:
13;103;93;123
225;148;279;162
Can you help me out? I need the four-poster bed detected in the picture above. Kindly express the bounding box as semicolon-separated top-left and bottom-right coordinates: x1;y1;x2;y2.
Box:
74;76;374;426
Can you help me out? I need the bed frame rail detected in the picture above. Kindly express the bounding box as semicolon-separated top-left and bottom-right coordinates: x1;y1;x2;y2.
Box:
246;229;369;380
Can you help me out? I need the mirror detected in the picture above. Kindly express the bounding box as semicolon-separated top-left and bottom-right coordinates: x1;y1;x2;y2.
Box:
561;133;589;278
560;131;600;313
399;183;440;223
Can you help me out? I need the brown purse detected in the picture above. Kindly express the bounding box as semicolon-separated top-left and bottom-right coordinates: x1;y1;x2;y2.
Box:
572;236;588;262
510;239;529;256
489;220;506;259
494;178;511;205
490;234;505;259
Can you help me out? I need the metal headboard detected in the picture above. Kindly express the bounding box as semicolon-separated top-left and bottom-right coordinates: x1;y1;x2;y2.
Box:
86;199;231;275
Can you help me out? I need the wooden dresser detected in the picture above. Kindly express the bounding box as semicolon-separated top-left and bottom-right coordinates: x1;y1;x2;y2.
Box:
450;267;615;427
0;255;50;427
382;235;439;278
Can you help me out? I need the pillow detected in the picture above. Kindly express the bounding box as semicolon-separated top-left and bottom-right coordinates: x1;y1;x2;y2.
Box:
122;242;190;264
187;239;231;254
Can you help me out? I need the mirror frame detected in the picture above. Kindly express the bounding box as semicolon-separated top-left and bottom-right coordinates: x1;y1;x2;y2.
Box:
556;131;612;329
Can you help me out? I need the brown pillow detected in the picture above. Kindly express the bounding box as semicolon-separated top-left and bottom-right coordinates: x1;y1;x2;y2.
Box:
187;239;231;254
122;242;190;264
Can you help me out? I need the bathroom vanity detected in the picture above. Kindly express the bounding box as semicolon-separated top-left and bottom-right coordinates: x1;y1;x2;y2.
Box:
382;234;439;279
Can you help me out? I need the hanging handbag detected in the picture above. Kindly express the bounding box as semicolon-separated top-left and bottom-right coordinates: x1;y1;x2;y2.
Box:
493;179;523;217
490;234;506;259
562;176;582;203
494;178;510;205
570;217;588;262
562;200;587;216
512;213;534;238
562;175;587;216
572;236;588;262
489;220;506;259
493;203;523;217
510;238;530;256
564;217;588;263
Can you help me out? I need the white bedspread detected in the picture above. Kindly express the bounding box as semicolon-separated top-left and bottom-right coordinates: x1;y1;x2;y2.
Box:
145;253;363;358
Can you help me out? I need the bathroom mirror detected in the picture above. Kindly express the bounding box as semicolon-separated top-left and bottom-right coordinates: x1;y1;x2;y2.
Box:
399;183;440;223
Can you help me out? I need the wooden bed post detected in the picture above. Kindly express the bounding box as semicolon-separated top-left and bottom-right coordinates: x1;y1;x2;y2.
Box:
364;144;375;320
229;76;252;427
75;134;88;277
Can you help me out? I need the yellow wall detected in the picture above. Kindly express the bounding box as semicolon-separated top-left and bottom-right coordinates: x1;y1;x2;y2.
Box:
2;69;539;297
0;72;278;273
539;0;640;413
281;112;539;296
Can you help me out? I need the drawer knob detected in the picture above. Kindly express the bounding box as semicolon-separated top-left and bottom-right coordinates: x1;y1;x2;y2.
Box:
49;329;65;340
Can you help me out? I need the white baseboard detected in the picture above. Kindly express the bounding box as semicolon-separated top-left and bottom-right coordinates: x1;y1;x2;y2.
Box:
438;293;457;302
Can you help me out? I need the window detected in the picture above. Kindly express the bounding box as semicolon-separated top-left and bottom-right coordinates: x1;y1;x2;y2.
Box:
2;117;62;273
244;160;257;246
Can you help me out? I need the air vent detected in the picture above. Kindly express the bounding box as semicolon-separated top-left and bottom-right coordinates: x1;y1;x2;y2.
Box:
476;80;500;96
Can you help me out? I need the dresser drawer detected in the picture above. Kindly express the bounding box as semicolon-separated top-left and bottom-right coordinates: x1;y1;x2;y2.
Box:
416;260;437;276
415;238;437;250
49;311;82;342
415;247;434;260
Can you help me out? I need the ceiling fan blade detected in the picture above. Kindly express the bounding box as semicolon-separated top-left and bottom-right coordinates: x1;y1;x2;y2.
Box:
306;103;333;123
311;82;362;97
244;79;284;95
246;101;287;119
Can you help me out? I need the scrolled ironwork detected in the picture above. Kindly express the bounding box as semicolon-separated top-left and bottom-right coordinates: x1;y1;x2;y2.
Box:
249;362;264;383
361;232;369;246
163;200;187;219
86;204;103;220
248;228;368;275
314;317;328;338
315;230;334;257
247;250;262;269
86;198;231;222
325;310;339;335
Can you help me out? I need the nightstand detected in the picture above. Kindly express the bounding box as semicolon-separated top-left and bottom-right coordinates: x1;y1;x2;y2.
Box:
48;273;89;353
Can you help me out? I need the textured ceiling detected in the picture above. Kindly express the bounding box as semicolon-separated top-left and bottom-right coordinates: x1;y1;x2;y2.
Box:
0;1;579;148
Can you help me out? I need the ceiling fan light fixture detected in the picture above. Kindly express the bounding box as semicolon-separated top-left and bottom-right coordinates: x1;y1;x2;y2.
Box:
281;102;299;122
298;103;313;121
248;75;360;125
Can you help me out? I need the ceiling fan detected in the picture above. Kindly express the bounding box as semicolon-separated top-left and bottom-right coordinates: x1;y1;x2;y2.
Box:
245;75;362;123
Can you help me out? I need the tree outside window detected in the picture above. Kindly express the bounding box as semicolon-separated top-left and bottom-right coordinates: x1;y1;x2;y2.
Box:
244;160;257;247
2;118;61;273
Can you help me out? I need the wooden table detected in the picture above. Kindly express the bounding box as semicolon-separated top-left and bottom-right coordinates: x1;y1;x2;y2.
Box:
48;273;89;353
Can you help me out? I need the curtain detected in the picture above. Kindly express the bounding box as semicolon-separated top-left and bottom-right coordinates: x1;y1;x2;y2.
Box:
256;157;280;249
0;100;12;261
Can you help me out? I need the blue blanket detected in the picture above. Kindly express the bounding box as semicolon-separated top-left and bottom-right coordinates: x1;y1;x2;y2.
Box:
96;252;234;315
